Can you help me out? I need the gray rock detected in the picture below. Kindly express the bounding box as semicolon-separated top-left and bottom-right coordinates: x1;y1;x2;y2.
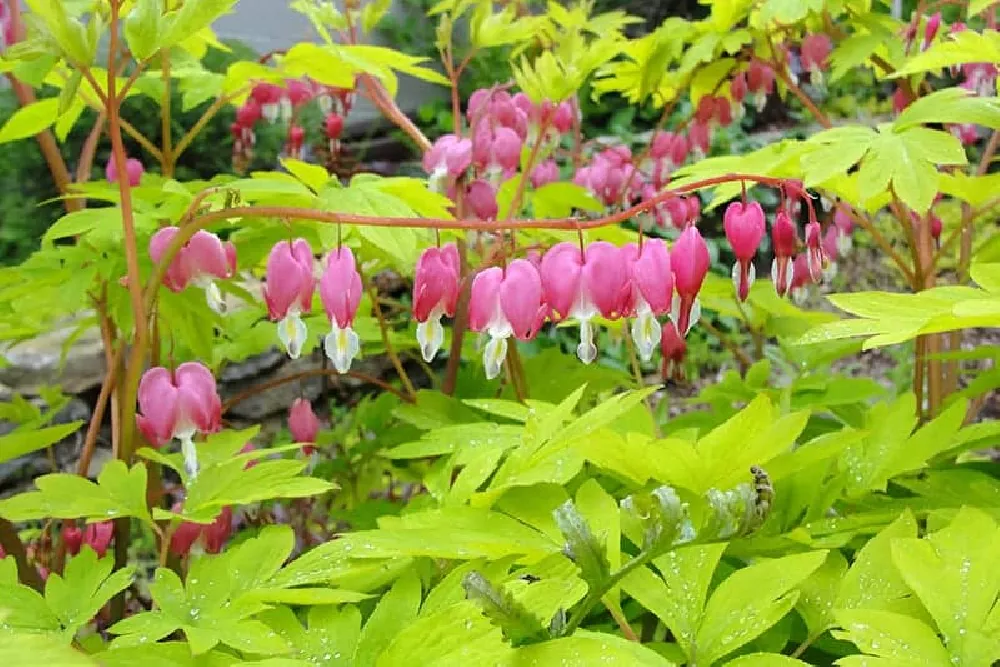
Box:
222;352;326;420
219;348;286;383
0;321;106;395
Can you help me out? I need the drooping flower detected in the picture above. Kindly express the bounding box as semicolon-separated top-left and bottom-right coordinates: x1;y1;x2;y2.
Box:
660;197;692;229
289;398;320;455
822;225;841;280
83;521;114;558
106;157;145;187
62;521;83;556
466;179;499;220
790;254;813;304
723;200;766;301
236;100;262;129
892;86;911;114
136;362;222;480
149;227;237;313
423;134;473;192
660;320;687;381
714;96;734;127
472;123;523;183
800;33;832;82
804;221;826;281
950;123;979;146
530;159;560;189
286;125;305;160
551;100;575;133
169;503;233;557
832;208;854;256
413;244;461;361
624;239;674;362
469;260;547;379
325;112;344;154
202;507;233;554
922;12;941;51
670;225;710;336
747;61;775;111
540;242;630;364
730;72;748;104
770;210;798;298
688;121;711;159
574;148;641;206
962;63;998;98
263;239;316;360
251;82;285;123
319;248;364;374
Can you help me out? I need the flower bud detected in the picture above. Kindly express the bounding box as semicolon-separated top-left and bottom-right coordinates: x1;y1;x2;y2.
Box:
467;180;499;220
62;521;83;556
770;210;799;297
289;398;320;445
106;157;144;187
723;200;766;301
660;320;687;381
670;226;710;336
324;112;344;139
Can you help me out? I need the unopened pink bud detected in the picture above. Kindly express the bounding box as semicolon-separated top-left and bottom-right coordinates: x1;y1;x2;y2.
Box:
106;158;144;187
923;12;941;50
730;73;748;103
467;180;498;220
83;521;114;558
324;113;344;139
552;100;574;133
660;320;687;381
62;521;83;556
670;226;710;336
724;200;766;301
289;398;320;444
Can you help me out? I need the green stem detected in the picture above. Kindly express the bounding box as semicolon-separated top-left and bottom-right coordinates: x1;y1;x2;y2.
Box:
563;549;658;635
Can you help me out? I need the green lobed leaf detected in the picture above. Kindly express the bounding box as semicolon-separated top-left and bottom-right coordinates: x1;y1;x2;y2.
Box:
894;88;1000;130
695;551;828;665
124;0;163;61
378;600;512;665
158;0;237;52
621;544;726;658
353;570;422;666
890;508;1000;666
0;460;151;524
0;98;60;144
833;609;951;665
45;547;134;642
0;421;84;465
509;631;676;665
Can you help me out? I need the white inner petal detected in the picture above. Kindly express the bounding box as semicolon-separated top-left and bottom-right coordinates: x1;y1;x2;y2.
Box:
631;306;660;363
180;434;199;482
416;313;445;363
278;313;308;360
204;281;226;315
577;319;598;364
324;324;360;374
483;335;508;380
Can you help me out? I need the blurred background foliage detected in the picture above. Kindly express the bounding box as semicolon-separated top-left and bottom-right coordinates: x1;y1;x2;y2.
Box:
0;0;894;265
